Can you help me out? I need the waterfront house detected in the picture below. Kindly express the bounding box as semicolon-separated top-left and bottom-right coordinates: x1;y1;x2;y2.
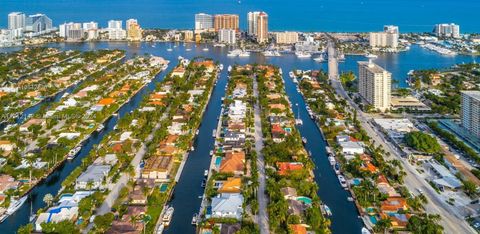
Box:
228;100;247;120
211;193;244;220
35;206;79;232
93;154;118;166
280;187;298;200
75;164;112;190
380;212;410;229
19;118;46;132
0;174;20;194
0;141;16;155
58;132;81;140
97;98;115;106
267;93;282;100
129;185;147;205
218;177;242;193
339;141;364;158
227;121;246;133
224;131;245;142
276;162;304;176
171;66;186;77
289;224;307;234
377;175;400;197
269;103;286;112
167;122;185;135
220;151;245;175
287;199;306;216
380;197;408;213
142;156;174;181
194;60;216;73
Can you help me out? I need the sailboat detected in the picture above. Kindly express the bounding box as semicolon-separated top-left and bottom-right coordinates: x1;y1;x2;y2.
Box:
167;44;173;52
29;196;36;222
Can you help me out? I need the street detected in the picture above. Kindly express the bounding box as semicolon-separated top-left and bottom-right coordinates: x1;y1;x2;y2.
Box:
327;41;475;233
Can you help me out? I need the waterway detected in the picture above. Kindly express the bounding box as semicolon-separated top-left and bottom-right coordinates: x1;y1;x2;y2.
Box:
2;0;480;32
0;42;478;233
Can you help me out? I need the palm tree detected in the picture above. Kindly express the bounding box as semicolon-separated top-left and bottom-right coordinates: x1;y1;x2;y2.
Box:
43;193;54;207
374;217;392;234
25;155;37;187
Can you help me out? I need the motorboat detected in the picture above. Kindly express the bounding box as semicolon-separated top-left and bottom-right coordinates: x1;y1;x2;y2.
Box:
289;71;295;78
301;137;307;144
204;170;209;177
361;227;371;234
156;224;164;234
191;213;198;225
96;123;105;132
67;146;82;160
338;175;347;188
227;49;242;57
328;156;336;165
213;43;226;47
313;55;325;62
6;196;27;215
201;179;206;187
202;47;209;51
219;64;224;70
347;197;354;202
162;207;174;226
228;65;232;72
238;51;250;57
334;162;340;174
295;119;303;125
263;50;281;57
212;129;216;137
209;150;214;156
365;53;378;59
323;204;332;216
295;51;311;58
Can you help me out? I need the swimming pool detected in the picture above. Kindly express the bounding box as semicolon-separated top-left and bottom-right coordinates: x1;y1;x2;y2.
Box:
215;157;222;168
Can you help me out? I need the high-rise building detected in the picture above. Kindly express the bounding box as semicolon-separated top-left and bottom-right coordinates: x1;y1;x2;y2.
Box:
59;22;83;41
461;91;480;138
358;61;391;112
183;30;194;41
434;23;460;38
107;20;126;40
256;12;268;43
126;19;142;41
25;14;53;33
195;13;214;31
82;22;98;30
274;31;298;44
383;25;399;34
218;29;236;44
247;11;260;36
8;12;26;30
213;14;239;31
370;26;399;50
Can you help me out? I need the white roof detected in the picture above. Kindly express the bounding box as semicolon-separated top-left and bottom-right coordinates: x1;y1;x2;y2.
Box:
211;193;244;216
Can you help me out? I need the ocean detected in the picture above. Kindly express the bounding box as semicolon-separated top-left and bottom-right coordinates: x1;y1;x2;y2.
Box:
1;0;479;32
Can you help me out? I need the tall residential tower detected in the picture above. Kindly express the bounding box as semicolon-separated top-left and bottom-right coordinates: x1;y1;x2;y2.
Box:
461;91;480;138
358;61;391;112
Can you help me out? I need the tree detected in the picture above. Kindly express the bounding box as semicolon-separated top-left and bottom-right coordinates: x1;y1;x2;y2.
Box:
374;217;392;234
407;214;443;234
462;180;478;196
41;220;80;234
43;193;54;207
94;213;115;232
18;223;34;234
404;131;442;154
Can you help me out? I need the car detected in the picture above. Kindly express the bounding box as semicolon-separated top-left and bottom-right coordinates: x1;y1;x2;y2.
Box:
416;188;424;195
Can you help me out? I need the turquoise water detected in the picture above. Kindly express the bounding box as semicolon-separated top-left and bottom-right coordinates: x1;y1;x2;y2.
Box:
1;0;479;32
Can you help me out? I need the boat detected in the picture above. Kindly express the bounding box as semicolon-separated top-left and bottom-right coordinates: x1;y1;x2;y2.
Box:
185;48;192;51
202;47;209;51
323;204;332;216
213;43;226;47
166;45;173;52
212;129;216;137
328;156;336;165
67;146;81;160
365;53;378;59
162;207;174;226
295;51;311;58
313;55;325;62
196;129;199;135
361;227;371;234
238;51;250;57
338;175;347;188
204;170;208;177
289;71;294;78
263;50;281;57
191;146;195;151
156;224;165;234
209;150;214;156
295;119;303;125
219;64;224;70
201;179;206;187
301;137;307;144
96;123;105;132
347;197;354;202
191;213;198;225
227;49;241;57
334;162;340;174
29;198;36;222
228;65;232;72
292;77;298;84
7;196;27;215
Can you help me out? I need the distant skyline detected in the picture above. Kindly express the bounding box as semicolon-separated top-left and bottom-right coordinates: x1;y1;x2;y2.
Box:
1;0;479;32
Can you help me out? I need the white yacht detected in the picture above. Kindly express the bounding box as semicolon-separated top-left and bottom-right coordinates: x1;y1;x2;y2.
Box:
67;146;82;160
338;175;347;188
202;47;209;51
328;156;336;165
162;206;174;226
313;55;325;62
289;71;295;78
238;51;250;57
213;43;226;47
364;53;378;59
295;51;311;58
227;49;242;57
191;213;198;225
6;196;27;215
323;204;332;216
263;50;281;57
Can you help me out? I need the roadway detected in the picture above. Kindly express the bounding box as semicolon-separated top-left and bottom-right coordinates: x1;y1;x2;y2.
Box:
326;40;475;233
253;77;270;234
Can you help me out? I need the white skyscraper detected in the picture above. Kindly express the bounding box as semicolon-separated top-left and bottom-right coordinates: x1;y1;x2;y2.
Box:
358;61;392;112
461;91;480;138
108;20;123;29
218;29;236;44
247;11;260;36
82;21;98;30
434;23;460;38
8;12;26;30
25;14;53;33
195;13;213;31
59;22;83;41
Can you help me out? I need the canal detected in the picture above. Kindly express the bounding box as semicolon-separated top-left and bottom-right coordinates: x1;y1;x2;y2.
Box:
0;57;177;233
0;42;478;233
